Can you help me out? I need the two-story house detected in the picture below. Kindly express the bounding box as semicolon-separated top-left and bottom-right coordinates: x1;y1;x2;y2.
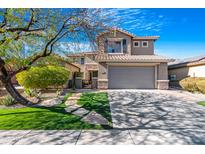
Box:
67;28;172;89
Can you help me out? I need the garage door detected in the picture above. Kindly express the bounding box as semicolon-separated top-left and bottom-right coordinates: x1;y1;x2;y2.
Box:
108;66;155;89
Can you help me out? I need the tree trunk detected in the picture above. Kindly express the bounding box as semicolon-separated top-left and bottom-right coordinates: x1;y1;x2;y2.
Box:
4;79;31;106
0;58;31;106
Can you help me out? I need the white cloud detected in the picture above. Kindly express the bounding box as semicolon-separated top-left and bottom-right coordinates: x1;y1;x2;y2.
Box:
55;42;93;54
103;8;168;35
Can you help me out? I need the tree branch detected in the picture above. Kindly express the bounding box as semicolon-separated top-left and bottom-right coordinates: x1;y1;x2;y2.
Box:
1;9;44;34
3;27;45;33
10;17;73;77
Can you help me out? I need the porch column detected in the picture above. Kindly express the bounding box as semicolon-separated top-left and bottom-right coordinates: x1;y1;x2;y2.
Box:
98;62;108;89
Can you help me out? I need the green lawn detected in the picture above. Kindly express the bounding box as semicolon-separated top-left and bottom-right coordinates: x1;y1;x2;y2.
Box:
198;101;205;106
77;92;112;124
0;93;103;130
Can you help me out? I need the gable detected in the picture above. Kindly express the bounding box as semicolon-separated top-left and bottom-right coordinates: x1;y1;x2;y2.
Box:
98;30;133;40
97;29;135;41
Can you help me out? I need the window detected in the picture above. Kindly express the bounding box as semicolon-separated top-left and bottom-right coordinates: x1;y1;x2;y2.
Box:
92;71;98;78
107;40;123;54
142;41;148;47
169;74;176;81
123;39;127;45
80;57;85;65
133;41;140;47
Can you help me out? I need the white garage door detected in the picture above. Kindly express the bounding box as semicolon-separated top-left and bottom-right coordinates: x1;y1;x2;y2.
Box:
108;66;155;89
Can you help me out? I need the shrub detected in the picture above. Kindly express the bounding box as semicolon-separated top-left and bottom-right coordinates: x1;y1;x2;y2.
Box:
16;66;70;90
197;80;205;94
24;88;41;98
179;77;205;93
0;95;16;106
179;77;199;92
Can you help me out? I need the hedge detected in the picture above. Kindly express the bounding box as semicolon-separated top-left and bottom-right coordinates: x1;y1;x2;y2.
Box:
179;77;205;94
16;66;70;89
197;80;205;94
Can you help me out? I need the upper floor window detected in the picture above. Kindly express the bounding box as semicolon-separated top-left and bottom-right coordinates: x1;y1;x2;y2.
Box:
133;41;140;47
142;41;149;47
107;40;123;54
80;57;85;65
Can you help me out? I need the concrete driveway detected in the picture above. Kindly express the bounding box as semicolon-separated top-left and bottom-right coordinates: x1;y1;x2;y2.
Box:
108;89;205;144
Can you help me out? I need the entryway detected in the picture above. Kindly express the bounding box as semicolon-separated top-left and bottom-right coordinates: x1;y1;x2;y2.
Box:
82;71;98;89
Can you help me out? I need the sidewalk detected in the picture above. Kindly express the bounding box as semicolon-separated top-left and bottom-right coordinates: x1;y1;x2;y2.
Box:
0;130;134;145
0;129;202;145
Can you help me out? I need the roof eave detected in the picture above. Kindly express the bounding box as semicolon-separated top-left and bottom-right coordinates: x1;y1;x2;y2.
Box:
133;36;160;40
97;59;172;63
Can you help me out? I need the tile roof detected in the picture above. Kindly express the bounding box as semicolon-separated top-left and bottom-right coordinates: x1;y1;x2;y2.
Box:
66;51;98;57
169;54;205;69
96;27;137;39
95;54;173;63
133;36;160;40
96;27;160;41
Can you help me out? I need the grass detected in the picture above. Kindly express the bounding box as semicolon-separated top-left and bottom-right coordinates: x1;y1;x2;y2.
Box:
0;92;102;130
198;101;205;106
77;92;112;123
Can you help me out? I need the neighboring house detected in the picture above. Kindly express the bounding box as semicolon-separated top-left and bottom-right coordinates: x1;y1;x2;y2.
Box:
67;27;173;89
168;55;205;86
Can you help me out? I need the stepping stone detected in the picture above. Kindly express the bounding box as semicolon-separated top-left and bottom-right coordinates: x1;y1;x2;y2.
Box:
40;98;62;107
68;97;80;100
73;93;82;97
29;97;41;104
65;105;81;113
82;111;109;125
58;96;65;101
72;108;90;117
65;100;77;106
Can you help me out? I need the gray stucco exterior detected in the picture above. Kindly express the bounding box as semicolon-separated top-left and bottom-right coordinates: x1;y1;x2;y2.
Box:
67;28;171;90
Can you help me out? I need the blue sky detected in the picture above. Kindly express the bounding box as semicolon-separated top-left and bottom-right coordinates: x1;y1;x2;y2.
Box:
106;8;205;59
